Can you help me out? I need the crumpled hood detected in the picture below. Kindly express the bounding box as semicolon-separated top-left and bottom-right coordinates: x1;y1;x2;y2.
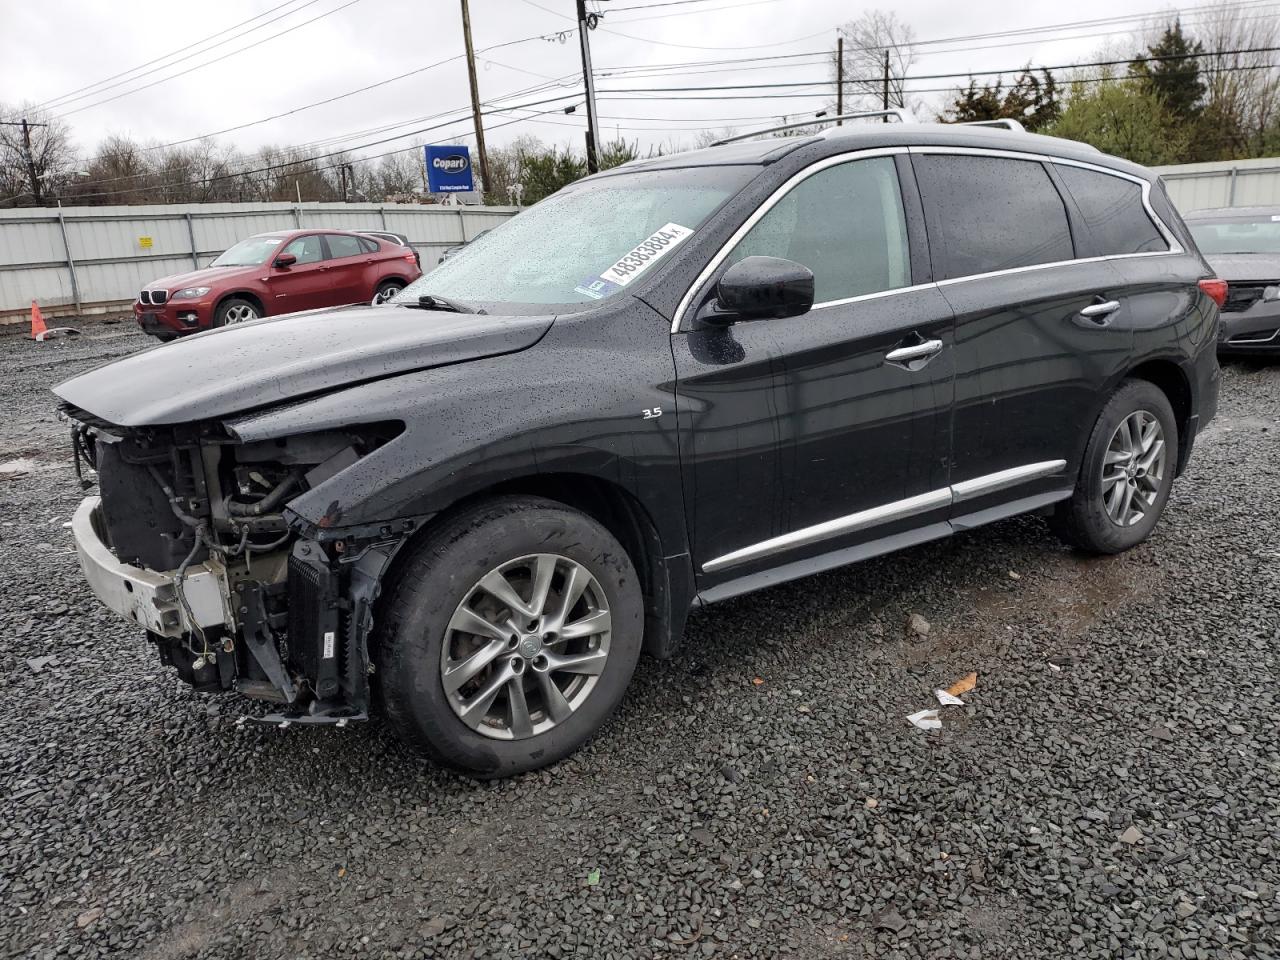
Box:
54;304;554;426
143;264;257;291
1203;253;1280;283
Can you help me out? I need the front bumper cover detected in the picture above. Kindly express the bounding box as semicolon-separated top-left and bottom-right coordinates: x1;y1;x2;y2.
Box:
1219;298;1280;352
72;496;225;636
134;300;211;336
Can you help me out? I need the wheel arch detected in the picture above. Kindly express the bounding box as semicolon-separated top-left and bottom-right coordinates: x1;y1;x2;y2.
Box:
215;289;266;318
1126;358;1194;475
380;473;694;660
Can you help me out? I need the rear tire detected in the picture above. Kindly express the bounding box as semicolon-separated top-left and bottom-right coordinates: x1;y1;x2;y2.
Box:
1051;379;1178;554
213;297;260;327
372;280;405;305
375;496;643;778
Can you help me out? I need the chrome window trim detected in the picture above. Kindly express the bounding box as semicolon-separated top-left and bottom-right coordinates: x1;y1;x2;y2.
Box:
671;145;1184;334
702;459;1068;573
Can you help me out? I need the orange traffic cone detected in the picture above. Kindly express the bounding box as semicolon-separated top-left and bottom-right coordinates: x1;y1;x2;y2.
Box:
29;301;48;339
26;301;80;342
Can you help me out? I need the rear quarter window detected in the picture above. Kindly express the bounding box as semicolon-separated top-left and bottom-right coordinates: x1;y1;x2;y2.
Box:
913;155;1074;280
1056;166;1168;256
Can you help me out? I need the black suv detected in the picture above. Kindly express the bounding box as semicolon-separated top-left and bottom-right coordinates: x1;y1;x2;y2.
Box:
57;118;1222;777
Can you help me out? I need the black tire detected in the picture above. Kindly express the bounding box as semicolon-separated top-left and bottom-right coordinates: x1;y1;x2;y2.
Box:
152;332;177;343
372;280;405;305
375;496;643;778
1051;379;1179;554
212;297;260;328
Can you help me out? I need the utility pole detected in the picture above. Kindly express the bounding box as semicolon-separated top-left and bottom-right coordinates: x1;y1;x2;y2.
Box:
340;164;348;203
459;0;492;199
1;118;49;204
882;49;890;121
575;0;602;173
835;36;844;125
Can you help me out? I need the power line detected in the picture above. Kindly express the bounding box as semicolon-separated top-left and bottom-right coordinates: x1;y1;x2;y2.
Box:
30;0;316;111
121;31;576;154
52;0;369;119
591;46;1280;94
593;5;1280;79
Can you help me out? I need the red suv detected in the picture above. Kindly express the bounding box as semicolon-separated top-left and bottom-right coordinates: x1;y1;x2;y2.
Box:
133;229;422;340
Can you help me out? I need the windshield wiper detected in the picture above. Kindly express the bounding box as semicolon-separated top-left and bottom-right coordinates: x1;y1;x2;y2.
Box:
402;293;484;314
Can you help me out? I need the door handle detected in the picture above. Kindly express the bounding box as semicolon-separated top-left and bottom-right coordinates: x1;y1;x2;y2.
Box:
1079;299;1120;321
885;339;944;365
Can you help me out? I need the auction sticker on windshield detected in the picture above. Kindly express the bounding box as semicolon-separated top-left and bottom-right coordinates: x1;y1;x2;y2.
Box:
575;223;694;299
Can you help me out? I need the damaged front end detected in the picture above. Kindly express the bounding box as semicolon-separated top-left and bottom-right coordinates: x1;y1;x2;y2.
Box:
65;407;407;725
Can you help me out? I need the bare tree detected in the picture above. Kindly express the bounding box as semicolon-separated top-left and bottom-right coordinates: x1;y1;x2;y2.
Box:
0;103;77;207
1197;1;1280;157
694;127;737;148
834;11;918;115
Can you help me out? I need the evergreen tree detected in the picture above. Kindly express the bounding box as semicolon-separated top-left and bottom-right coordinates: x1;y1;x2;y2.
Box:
941;67;1060;132
1129;19;1206;122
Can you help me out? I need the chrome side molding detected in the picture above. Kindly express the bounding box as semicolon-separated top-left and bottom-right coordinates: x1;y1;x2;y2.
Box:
703;459;1068;573
950;460;1067;504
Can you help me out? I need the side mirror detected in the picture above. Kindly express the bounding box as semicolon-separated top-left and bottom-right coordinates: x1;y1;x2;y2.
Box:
273;252;297;268
704;256;814;325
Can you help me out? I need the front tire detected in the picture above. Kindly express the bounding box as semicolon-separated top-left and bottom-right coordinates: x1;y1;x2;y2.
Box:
376;496;643;778
372;280;404;305
213;297;260;327
1051;379;1178;554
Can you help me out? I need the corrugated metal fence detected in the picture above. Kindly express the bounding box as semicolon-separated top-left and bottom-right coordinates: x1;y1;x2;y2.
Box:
0;201;517;320
1153;157;1280;213
4;157;1279;320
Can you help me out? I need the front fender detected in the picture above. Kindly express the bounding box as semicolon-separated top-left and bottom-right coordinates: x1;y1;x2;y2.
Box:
224;301;688;557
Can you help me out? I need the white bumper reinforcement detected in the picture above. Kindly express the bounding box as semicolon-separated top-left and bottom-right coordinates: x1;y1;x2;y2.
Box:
72;496;226;637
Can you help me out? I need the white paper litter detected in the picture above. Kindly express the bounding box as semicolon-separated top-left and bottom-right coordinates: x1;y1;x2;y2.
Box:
934;689;966;706
906;709;942;730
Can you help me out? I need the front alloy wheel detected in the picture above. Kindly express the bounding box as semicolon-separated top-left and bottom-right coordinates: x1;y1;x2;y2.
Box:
442;554;612;740
376;496;643;777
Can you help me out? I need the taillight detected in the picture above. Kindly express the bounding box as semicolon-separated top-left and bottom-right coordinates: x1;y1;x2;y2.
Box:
1198;278;1228;308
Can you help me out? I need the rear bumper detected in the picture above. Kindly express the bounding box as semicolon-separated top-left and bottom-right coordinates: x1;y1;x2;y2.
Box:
72;497;225;636
134;300;213;336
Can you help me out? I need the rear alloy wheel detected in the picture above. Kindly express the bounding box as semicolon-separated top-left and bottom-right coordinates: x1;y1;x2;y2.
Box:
376;496;643;777
1100;410;1168;528
213;297;260;327
1051;379;1178;554
372;280;404;305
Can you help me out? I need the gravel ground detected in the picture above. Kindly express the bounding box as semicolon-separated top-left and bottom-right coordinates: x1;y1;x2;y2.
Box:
1;321;1277;960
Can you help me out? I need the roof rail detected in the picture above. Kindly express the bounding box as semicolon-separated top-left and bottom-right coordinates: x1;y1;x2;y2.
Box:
711;109;914;146
955;118;1027;132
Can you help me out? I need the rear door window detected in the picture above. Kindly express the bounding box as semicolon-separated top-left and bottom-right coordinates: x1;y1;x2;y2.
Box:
325;234;366;260
913;155;1074;280
725;156;911;303
1056;166;1168;255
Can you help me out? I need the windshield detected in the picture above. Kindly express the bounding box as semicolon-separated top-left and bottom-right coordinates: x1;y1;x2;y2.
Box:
212;236;286;266
395;165;755;308
1188;216;1280;255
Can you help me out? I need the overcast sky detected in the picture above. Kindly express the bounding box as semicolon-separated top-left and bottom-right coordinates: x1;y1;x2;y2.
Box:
1;0;1208;165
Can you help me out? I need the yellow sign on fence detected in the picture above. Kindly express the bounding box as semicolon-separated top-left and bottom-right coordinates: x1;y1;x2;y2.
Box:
138;236;153;249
